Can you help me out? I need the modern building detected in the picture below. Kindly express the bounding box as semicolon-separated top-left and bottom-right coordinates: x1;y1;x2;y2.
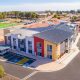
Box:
4;22;77;61
5;28;39;55
34;28;73;60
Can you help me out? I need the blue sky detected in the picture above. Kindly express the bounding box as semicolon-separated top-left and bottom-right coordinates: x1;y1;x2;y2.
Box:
0;0;80;11
0;0;80;5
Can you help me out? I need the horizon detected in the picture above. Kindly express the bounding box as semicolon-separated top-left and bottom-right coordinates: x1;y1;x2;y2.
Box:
0;0;80;11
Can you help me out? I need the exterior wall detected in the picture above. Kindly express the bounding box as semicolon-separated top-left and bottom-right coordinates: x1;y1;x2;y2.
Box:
11;34;18;50
34;36;44;57
26;37;34;55
5;36;11;46
0;29;10;45
44;40;60;61
60;42;66;54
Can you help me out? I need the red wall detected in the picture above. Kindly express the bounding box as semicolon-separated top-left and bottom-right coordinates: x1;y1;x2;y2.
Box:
34;36;44;57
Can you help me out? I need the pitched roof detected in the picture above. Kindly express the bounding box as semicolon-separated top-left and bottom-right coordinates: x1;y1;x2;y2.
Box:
24;26;55;32
34;28;73;44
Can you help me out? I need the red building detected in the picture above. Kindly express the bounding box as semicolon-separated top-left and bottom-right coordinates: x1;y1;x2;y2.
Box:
34;36;44;57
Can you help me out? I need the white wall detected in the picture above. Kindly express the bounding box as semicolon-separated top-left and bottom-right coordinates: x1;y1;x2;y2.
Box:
25;36;35;55
11;34;19;50
60;41;66;54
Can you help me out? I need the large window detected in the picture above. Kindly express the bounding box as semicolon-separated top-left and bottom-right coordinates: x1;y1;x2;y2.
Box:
47;44;52;59
13;38;16;44
37;42;42;56
37;42;42;49
18;39;26;52
28;41;32;53
47;45;52;52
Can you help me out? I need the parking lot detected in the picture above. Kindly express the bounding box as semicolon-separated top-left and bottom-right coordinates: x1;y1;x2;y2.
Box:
0;51;36;79
1;52;35;67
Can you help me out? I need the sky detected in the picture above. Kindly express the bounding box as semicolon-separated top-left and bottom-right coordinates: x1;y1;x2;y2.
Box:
0;0;80;11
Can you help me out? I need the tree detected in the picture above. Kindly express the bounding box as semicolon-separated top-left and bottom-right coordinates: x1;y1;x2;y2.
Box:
0;65;5;78
53;14;60;19
71;16;77;22
0;13;6;19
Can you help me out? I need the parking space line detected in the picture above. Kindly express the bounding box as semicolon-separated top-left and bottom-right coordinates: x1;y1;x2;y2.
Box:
21;71;38;80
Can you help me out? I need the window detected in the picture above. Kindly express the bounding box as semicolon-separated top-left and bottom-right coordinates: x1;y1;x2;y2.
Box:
28;41;32;53
37;42;42;48
47;45;52;52
37;52;42;56
8;36;11;40
28;41;32;47
47;55;52;59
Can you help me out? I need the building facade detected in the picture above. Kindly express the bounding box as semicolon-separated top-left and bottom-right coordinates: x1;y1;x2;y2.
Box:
4;23;77;61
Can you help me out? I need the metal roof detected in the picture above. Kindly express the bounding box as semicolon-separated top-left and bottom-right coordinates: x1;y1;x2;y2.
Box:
55;23;76;33
34;28;73;44
0;46;10;51
23;25;55;32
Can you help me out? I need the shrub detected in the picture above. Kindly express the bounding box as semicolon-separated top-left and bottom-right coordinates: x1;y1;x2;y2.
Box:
0;65;5;78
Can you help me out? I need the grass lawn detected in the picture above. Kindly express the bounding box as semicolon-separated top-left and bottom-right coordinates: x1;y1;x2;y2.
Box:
17;57;29;65
0;23;17;29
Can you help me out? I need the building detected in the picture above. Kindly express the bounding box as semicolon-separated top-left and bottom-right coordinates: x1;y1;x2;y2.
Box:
5;28;39;55
4;22;77;61
34;28;73;60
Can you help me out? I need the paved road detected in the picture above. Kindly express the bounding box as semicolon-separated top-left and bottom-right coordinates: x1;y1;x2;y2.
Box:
0;61;34;79
27;52;80;80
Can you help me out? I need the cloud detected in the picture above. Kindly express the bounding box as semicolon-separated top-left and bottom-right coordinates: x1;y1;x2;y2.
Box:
0;2;80;11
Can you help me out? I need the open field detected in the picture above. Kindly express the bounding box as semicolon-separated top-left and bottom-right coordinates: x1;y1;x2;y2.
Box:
0;23;17;29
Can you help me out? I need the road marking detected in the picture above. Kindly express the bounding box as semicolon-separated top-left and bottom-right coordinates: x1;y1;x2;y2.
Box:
21;71;38;80
0;59;6;62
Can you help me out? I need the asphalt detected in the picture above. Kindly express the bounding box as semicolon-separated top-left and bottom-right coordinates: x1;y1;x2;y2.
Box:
27;52;80;80
0;61;34;79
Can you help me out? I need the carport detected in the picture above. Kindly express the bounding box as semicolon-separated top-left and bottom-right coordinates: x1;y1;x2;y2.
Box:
0;46;10;55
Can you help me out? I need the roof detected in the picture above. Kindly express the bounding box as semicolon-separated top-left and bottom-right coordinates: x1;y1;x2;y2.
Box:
0;46;10;51
55;23;75;33
5;28;39;38
34;28;73;44
23;26;55;32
